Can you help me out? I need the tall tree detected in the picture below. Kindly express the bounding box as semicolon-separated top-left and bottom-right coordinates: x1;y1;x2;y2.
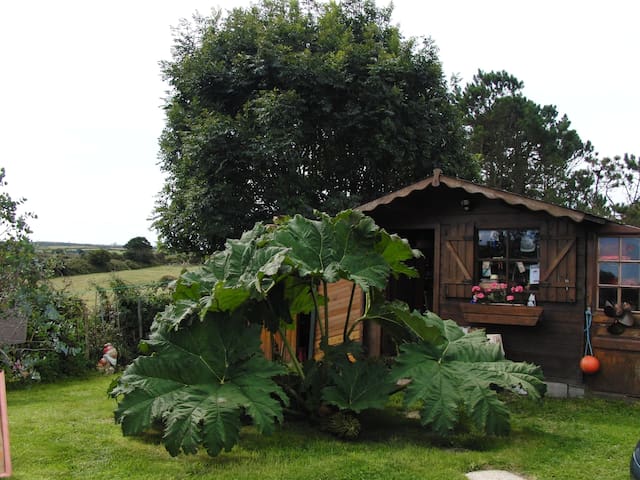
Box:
154;0;470;254
124;236;154;264
457;70;585;201
587;153;640;225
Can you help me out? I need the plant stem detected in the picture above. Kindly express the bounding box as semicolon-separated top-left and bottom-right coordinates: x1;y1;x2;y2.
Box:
279;326;305;380
322;280;329;347
343;282;356;342
310;279;324;341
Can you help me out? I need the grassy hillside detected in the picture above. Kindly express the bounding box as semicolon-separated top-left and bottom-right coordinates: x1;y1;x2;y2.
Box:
49;265;195;306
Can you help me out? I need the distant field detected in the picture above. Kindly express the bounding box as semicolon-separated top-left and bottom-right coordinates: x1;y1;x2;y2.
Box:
36;241;125;253
49;264;196;306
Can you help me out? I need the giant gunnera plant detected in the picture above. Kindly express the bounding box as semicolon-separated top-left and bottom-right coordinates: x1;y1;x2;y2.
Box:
110;210;546;456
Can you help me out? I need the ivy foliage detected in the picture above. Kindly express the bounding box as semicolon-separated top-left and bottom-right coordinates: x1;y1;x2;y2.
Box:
112;210;545;456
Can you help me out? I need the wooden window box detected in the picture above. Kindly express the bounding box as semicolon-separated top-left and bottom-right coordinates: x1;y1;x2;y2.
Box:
460;303;543;326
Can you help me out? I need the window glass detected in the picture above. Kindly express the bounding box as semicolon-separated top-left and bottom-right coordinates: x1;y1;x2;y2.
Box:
621;264;640;286
622;238;640;261
477;229;539;288
598;237;619;260
509;229;539;257
598;237;640;312
622;288;640;309
599;262;619;285
477;230;506;258
599;287;618;309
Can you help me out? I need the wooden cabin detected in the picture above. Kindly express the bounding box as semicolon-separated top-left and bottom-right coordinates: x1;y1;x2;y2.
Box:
353;169;640;397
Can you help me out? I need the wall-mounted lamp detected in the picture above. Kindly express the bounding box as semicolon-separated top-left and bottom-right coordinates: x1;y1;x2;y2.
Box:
460;199;472;212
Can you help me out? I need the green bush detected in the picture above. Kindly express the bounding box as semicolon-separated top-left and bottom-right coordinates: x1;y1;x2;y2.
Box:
61;256;93;275
107;258;130;271
4;286;89;384
87;249;111;268
93;278;172;365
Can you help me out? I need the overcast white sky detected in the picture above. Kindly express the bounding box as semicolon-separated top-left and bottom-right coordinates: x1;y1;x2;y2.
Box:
1;0;638;245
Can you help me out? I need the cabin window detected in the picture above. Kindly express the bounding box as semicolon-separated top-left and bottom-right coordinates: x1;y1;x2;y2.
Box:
476;229;540;288
598;237;640;311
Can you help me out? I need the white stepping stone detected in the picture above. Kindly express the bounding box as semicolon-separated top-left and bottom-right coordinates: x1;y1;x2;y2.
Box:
466;470;528;480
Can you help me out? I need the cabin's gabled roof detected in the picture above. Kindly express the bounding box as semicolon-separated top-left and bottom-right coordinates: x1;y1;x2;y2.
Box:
357;168;631;227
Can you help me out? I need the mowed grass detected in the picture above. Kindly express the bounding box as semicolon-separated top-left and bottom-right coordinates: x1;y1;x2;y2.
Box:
5;374;640;480
49;265;195;306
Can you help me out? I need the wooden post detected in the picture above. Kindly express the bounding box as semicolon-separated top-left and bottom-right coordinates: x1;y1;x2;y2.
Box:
0;371;12;478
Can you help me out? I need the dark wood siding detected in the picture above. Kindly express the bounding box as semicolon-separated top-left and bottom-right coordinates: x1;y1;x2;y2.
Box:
369;186;589;384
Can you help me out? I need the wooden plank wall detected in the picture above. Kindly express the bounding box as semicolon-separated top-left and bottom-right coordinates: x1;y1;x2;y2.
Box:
589;325;640;395
260;326;297;362
315;280;364;357
437;215;587;384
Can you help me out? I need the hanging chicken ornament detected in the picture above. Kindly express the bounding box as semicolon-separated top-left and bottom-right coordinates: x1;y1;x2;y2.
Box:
96;343;118;374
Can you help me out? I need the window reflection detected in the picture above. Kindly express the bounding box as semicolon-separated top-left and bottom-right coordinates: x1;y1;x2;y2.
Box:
598;237;640;312
477;229;539;287
599;263;619;285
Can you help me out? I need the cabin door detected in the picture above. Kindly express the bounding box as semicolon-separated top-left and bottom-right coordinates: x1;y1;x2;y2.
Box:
388;229;435;312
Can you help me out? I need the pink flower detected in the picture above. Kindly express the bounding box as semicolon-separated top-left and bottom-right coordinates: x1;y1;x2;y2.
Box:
491;283;498;289
506;295;515;302
476;293;485;299
471;285;482;293
511;285;524;293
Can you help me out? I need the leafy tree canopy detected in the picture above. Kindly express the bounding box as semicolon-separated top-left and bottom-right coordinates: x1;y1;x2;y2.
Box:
457;70;587;203
124;236;153;251
124;236;154;264
581;153;640;224
154;0;471;254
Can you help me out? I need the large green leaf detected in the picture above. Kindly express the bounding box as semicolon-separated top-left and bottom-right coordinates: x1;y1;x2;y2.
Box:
112;315;288;457
322;360;395;413
273;211;418;292
363;299;445;346
162;211;420;331
391;311;546;436
375;232;421;279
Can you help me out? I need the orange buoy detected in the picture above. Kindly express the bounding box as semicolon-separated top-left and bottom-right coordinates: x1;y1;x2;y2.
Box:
580;355;600;374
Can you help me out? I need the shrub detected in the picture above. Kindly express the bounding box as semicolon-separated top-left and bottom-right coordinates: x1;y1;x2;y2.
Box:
87;249;111;268
107;258;130;271
61;256;93;275
92;279;172;365
0;168;89;383
4;286;89;384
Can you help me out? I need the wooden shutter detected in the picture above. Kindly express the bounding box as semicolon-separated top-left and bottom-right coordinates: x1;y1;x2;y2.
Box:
442;223;474;299
537;219;577;302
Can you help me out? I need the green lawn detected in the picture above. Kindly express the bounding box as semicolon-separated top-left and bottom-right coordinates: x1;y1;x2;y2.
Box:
5;375;639;479
49;265;195;306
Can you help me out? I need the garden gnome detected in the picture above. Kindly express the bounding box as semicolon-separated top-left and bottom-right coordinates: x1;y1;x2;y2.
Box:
96;343;118;374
